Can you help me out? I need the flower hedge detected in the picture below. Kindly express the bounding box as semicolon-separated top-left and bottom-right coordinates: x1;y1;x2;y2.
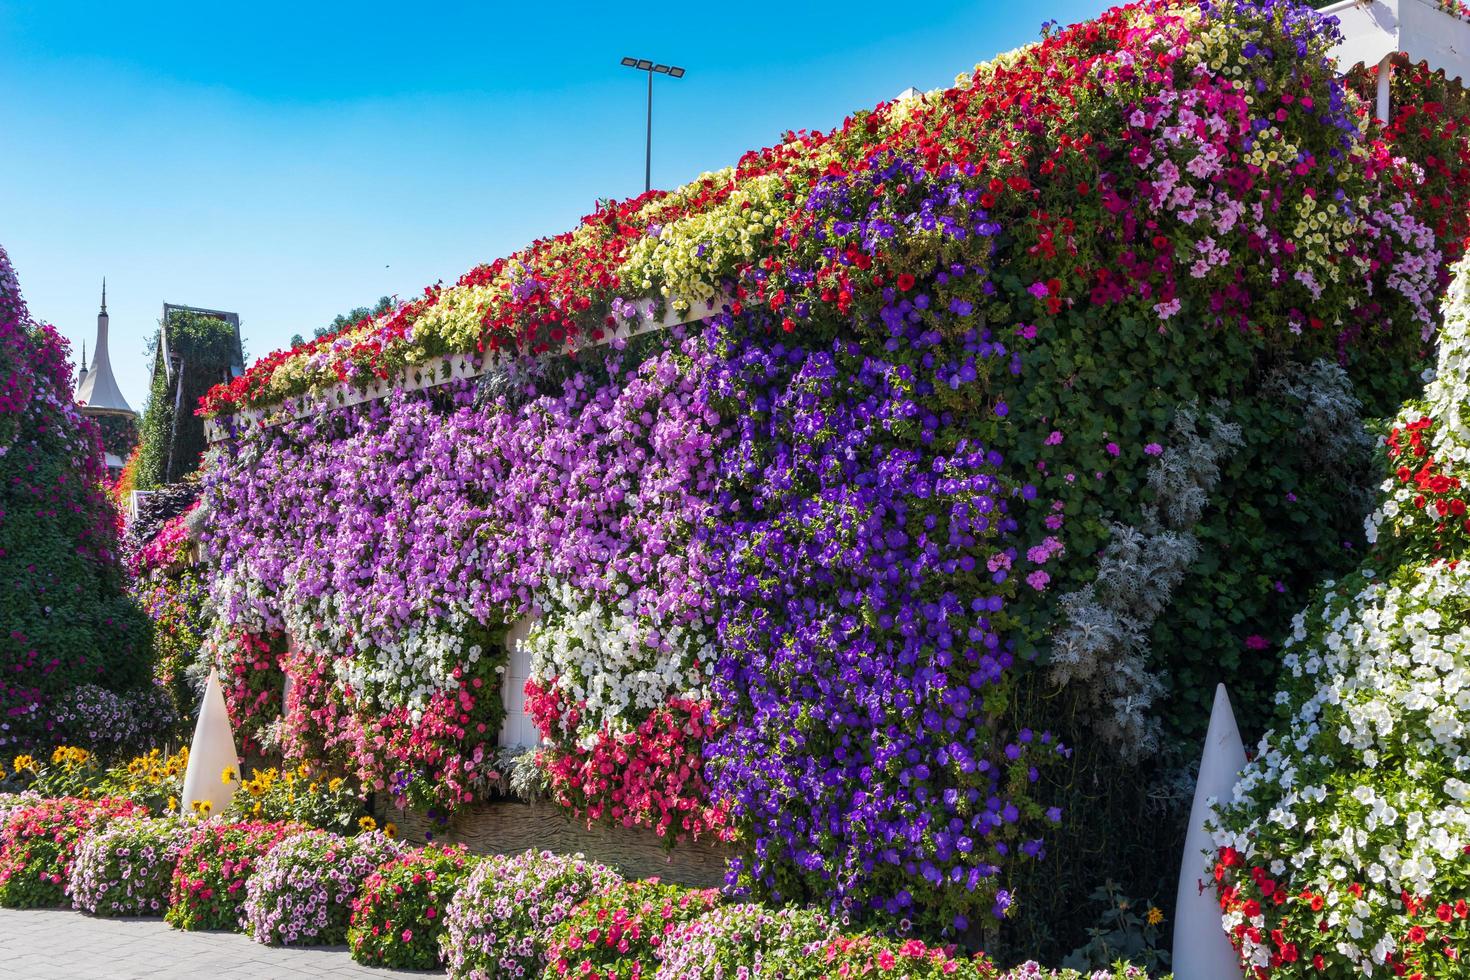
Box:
441;848;623;979
652;903;835;980
543;879;722;980
348;843;475;969
0;796;147;908
243;828;403;946
166;820;305;931
194;0;1470;953
68;815;190;917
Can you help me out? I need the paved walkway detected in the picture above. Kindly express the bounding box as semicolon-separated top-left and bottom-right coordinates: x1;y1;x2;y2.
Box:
0;908;438;979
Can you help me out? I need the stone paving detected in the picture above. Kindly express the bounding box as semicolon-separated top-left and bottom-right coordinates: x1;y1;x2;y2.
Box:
0;908;437;979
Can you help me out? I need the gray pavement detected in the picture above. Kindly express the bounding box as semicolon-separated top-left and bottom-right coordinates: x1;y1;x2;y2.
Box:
0;908;439;979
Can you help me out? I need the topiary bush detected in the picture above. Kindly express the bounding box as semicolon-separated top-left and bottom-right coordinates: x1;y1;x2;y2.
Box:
243;828;403;946
348;843;475;970
1212;255;1470;977
68;815;190;916
653;903;835;980
0;244;151;754
166;820;305;931
441;848;623;979
0;796;147;908
543;879;721;980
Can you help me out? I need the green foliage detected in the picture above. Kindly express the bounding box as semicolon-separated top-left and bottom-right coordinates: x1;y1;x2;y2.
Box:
135;310;241;488
1062;880;1171;973
317;295;394;340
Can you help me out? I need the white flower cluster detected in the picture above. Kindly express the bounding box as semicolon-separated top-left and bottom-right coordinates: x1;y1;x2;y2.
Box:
526;580;712;749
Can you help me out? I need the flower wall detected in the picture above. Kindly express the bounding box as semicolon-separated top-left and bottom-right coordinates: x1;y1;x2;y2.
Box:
0;244;151;753
197;0;1470;954
201;335;726;818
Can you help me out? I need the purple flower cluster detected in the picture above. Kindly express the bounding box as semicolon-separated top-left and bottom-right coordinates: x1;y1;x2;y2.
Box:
703;316;1065;933
243;829;404;946
202;334;726;811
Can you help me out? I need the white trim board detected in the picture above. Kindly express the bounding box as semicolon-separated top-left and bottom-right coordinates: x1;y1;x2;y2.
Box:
204;293;728;443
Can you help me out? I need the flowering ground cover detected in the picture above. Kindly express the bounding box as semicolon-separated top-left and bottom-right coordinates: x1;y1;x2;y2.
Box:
0;796;147;908
347;843;475;969
166;820;305;931
543;879;721;979
68;816;191;917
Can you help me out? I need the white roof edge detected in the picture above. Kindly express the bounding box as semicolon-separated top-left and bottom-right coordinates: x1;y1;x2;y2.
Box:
1321;0;1470;82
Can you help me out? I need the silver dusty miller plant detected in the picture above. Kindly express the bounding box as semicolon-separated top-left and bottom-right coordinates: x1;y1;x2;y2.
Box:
1263;358;1375;513
1048;402;1243;761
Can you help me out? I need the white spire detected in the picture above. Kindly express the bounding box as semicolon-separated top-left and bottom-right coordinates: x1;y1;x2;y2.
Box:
74;278;133;415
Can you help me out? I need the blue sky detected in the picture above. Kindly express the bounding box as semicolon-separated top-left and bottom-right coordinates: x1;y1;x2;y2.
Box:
0;0;1112;411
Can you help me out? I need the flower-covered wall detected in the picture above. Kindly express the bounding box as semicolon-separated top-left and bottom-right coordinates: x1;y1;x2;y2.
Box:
197;0;1470;955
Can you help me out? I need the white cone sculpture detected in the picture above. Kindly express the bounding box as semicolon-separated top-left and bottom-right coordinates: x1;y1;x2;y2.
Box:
1173;683;1247;979
179;668;240;818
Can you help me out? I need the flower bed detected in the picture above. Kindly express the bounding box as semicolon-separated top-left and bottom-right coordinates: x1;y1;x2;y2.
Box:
166;820;305;931
68;816;190;916
348;843;475;969
441;848;622;979
0;796;147;908
243;828;403;946
652;903;834;980
543;879;721;979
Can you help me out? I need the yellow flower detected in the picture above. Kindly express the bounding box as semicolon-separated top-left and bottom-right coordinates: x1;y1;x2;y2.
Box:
328;778;344;792
12;755;34;772
383;822;398;840
221;767;237;785
1147;907;1164;926
167;796;178;811
358;816;378;833
308;782;318;794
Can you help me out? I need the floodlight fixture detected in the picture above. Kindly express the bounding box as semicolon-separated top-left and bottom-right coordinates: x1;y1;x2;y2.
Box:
619;56;687;193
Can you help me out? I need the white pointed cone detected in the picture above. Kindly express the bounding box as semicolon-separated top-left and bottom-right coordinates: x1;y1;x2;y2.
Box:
179;668;240;818
1174;683;1248;979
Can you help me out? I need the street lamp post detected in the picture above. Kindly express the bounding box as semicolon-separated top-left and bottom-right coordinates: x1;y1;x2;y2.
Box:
620;57;685;194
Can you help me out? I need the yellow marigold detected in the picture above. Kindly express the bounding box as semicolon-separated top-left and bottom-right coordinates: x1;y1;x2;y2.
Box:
358;816;377;833
1147;906;1164;926
328;777;344;792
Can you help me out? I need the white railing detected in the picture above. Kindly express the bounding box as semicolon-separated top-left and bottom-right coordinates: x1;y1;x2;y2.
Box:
204;293;728;443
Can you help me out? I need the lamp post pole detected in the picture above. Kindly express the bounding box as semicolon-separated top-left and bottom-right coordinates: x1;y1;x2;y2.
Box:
620;58;685;195
645;68;653;194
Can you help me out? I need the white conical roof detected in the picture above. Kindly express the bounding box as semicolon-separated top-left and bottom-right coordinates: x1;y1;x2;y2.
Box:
75;281;133;415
